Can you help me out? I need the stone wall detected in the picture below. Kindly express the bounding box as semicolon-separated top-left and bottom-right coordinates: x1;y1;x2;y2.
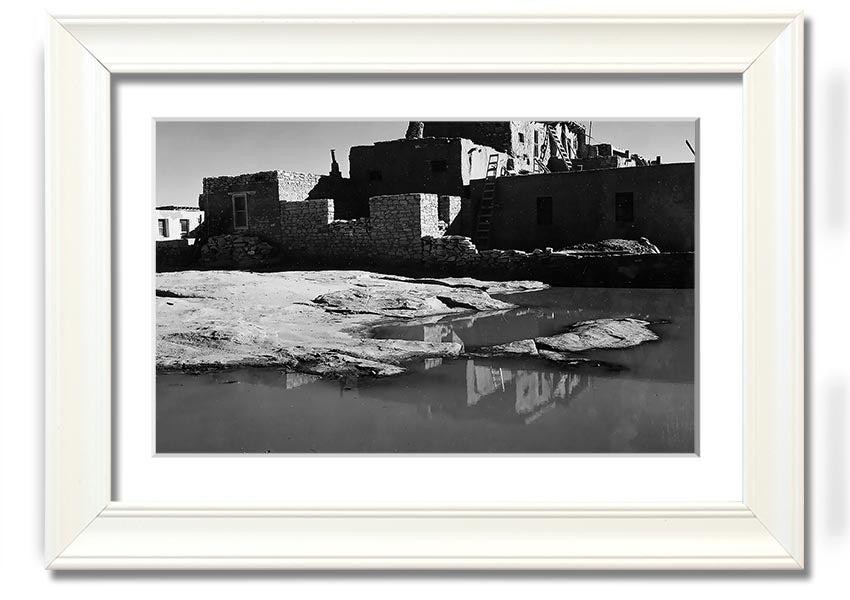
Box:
198;233;278;268
200;169;357;240
420;236;693;288
280;193;441;266
201;170;282;240
276;171;324;203
155;239;201;272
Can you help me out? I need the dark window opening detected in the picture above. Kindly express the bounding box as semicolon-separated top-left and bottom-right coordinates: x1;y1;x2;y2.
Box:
430;160;448;173
518;133;525;143
368;170;383;181
615;192;634;222
536;196;553;226
233;194;248;229
179;219;190;238
533;130;540;157
157;219;169;238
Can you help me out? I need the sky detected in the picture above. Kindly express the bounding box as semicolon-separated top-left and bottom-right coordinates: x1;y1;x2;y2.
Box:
155;120;696;208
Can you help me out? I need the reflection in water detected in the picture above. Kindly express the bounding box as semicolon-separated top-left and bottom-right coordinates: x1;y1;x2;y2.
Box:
157;288;695;453
465;360;587;424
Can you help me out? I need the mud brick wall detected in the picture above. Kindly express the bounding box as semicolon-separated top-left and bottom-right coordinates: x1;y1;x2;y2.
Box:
422;122;514;154
468;163;695;252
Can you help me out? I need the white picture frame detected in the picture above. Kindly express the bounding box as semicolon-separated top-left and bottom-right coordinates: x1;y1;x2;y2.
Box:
45;13;804;570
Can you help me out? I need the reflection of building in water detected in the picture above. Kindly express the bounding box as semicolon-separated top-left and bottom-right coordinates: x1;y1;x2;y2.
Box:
423;358;443;370
465;359;588;423
421;322;462;345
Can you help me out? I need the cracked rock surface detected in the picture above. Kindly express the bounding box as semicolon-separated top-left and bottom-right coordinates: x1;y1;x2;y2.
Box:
156;269;545;377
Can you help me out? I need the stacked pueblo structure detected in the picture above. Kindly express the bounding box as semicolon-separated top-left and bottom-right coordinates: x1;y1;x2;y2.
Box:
168;121;694;286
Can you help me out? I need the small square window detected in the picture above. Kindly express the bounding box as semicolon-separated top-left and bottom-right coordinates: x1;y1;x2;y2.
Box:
430;160;448;173
157;219;169;238
368;170;383;181
536;196;553;226
615;192;634;222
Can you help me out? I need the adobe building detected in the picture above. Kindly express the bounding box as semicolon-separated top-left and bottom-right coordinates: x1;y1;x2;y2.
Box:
421;121;584;173
155;206;204;241
199;150;355;239
188;120;693;282
418;121;655;173
466;162;695;252
347;136;512;209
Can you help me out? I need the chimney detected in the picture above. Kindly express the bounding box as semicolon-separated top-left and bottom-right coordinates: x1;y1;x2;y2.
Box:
405;121;425;139
329;149;342;177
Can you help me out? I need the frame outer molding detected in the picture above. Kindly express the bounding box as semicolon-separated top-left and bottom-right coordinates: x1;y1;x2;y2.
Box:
45;13;804;569
45;17;112;563
742;14;804;566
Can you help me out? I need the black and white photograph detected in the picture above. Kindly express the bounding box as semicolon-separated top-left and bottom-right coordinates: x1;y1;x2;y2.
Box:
155;119;696;453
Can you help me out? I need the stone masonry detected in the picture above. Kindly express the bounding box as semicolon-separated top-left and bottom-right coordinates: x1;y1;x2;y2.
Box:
280;193;443;265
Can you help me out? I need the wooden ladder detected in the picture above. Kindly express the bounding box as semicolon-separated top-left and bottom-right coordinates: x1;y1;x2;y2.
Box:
473;153;500;250
491;366;505;392
547;124;573;170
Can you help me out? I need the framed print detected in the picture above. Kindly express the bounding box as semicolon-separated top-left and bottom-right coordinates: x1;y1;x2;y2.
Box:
45;13;803;569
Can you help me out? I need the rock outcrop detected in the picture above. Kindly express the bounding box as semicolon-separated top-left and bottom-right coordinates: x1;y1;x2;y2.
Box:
535;318;659;352
313;286;513;318
156;269;538;377
468;318;659;367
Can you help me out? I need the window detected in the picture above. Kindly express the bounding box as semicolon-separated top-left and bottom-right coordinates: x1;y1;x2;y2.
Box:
615;192;634;222
430;159;448;173
536;196;553;226
533;131;540;157
179;219;190;238
157;219;169;238
518;133;525;143
368;169;383;181
232;193;248;229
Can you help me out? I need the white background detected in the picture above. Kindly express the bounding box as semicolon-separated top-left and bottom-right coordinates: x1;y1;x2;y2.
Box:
115;77;740;505
1;0;846;597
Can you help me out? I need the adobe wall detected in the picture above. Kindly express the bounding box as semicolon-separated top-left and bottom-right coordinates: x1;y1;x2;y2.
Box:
422;122;514;154
348;138;511;212
155;208;204;241
468;162;695;252
420;121;580;173
349;138;468;204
